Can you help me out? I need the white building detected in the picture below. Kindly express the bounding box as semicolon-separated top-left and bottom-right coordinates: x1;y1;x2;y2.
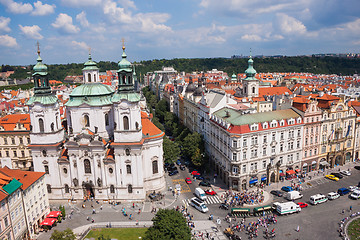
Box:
27;45;165;201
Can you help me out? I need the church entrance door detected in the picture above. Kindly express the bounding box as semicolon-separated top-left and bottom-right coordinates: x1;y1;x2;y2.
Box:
84;183;95;199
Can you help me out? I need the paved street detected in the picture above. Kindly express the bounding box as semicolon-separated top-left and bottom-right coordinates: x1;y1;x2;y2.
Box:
37;160;360;240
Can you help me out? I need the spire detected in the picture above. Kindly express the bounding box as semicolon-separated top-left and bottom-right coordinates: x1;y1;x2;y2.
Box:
245;49;256;78
33;42;51;95
117;38;133;92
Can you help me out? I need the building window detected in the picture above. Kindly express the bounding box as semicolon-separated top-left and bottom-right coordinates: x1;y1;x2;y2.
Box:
42;150;47;157
39;118;44;133
50;123;54;132
4;138;7;145
347;140;351;148
128;184;133;193
123;116;129;130
110;185;115;193
321;145;326;153
152;160;158;174
84;159;91;174
243;139;247;147
19;138;23;144
232;153;237;161
280;144;283;152
242;164;246;173
13;150;17;157
5;151;9;157
271;146;275;154
88;73;91;82
46;184;51;193
232;140;237;148
272;133;276;141
232;166;239;174
11;138;15;145
84;115;90;127
125;148;131;156
64;184;69;193
263;136;267;143
263;147;266;156
105;113;109;126
27;138;30;144
297;140;300;148
44;165;49;174
63;168;67;174
304;151;307;158
126;164;131;174
135;122;139;130
251;136;258;145
280;132;284;140
242;151;246;160
263;160;266;169
109;167;113;174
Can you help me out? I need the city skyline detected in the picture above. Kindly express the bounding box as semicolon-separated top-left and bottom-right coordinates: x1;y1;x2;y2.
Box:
0;0;359;65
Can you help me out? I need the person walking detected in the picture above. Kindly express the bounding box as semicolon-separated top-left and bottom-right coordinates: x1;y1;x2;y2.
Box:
350;206;352;212
296;225;300;232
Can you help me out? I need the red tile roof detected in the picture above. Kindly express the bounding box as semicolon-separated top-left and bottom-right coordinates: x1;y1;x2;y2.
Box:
0;166;45;190
0;114;30;131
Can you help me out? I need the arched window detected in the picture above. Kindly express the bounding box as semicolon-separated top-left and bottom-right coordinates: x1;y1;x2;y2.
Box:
122;76;126;84
135;122;139;130
123;116;129;130
152;160;158;174
47;184;51;193
39;118;44;133
126;164;131;174
64;184;69;193
84;159;91;174
110;185;115;193
127;76;131;84
93;73;96;82
105;113;109;126
252;87;255;94
128;184;132;193
51;123;54;132
84;115;90;127
125;148;130;156
42;150;47;157
56;116;59;129
88;73;91;82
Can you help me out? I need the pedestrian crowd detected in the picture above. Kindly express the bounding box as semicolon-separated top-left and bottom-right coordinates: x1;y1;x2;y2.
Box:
338;208;359;240
221;189;264;206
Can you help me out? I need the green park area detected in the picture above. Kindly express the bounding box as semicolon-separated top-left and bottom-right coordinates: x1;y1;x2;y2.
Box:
347;218;360;240
85;228;147;240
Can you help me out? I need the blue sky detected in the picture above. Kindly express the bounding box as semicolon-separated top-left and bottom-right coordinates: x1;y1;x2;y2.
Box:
0;0;359;65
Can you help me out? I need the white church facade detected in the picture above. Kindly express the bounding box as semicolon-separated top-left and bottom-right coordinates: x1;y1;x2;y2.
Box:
27;45;166;201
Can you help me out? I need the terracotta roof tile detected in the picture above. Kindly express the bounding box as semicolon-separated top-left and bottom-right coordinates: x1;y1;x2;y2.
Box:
0;166;45;190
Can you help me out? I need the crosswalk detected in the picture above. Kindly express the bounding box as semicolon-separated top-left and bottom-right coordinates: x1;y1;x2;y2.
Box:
182;196;222;206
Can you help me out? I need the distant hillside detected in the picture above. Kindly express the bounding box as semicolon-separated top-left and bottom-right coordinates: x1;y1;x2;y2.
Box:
9;56;360;81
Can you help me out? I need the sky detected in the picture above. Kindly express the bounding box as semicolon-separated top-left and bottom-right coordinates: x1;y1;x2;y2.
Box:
0;0;359;65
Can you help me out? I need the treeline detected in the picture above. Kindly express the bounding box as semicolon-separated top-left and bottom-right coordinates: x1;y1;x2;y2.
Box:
142;86;207;169
7;56;360;82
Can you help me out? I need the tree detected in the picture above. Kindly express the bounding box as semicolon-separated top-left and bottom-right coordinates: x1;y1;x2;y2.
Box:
163;137;181;163
143;209;191;240
59;205;66;219
50;228;76;240
182;132;201;158
192;148;204;168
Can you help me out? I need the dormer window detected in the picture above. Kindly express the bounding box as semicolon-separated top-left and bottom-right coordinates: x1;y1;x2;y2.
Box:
270;120;277;128
263;122;268;129
279;120;285;126
250;124;258;131
297;117;302;124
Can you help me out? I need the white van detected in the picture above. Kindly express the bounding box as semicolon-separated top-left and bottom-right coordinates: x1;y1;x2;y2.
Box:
189;197;209;213
310;194;328;205
276;202;301;215
285;191;303;200
350;190;360;200
195;187;207;201
327;192;340;200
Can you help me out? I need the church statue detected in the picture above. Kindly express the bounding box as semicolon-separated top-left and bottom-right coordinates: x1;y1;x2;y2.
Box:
97;177;102;187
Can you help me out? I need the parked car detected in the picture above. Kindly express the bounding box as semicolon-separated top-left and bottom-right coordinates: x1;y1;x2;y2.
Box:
205;189;216;195
281;186;293;192
191;171;201;176
327;192;340;200
168;166;177;172
330;172;343;179
354;166;360;170
185;177;192;184
168;170;179;176
194;175;204;180
297;202;308;208
176;159;181;166
340;170;351;176
199;181;211;187
349;186;359;192
325;175;339;181
270;190;283;197
338;187;350;196
180;165;186;171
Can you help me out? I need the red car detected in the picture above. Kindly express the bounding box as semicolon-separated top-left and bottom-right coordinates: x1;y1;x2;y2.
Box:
185;177;192;184
297;202;308;208
205;189;216;195
191;171;200;176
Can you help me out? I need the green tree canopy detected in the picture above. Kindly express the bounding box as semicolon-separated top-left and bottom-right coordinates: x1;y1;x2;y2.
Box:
50;228;76;240
182;132;202;158
163;137;181;163
144;209;191;240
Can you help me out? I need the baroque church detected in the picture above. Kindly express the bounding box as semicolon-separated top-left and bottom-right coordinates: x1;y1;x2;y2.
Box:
27;44;166;200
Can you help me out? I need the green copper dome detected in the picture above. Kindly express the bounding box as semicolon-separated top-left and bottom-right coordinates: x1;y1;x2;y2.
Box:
70;83;114;97
118;46;132;72
83;53;99;71
33;56;48;76
244;56;257;79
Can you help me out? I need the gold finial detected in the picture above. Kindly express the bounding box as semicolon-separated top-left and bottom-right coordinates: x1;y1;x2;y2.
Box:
37;41;40;56
121;38;125;50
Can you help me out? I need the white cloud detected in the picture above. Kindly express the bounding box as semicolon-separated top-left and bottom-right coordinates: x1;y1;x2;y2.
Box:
52;13;80;34
32;1;55;16
276;13;307;35
61;0;101;7
71;40;89;51
241;34;262;42
0;17;11;33
76;11;89;28
118;0;136;9
0;0;33;14
102;0;172;33
0;34;17;47
19;25;43;40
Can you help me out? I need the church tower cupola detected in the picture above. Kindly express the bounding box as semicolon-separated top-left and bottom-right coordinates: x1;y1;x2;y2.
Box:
33;42;51;95
117;39;133;92
82;49;100;83
242;51;259;98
